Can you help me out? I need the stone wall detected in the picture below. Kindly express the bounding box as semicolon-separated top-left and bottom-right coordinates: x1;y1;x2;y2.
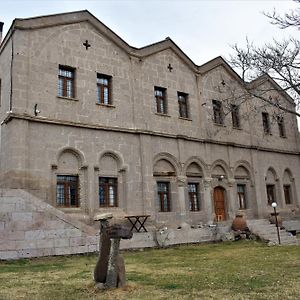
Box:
0;189;98;260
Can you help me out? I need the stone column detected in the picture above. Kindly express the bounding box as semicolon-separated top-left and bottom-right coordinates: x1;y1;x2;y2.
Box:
203;177;214;223
177;176;187;224
227;179;237;220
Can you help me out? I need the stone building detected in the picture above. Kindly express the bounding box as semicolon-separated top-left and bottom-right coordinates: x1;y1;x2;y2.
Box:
0;10;299;234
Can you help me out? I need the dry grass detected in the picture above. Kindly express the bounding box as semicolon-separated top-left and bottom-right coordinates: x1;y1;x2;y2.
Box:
0;241;299;300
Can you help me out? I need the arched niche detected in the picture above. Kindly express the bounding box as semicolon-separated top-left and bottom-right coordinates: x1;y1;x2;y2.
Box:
266;167;278;184
186;162;203;177
153;159;176;177
99;154;119;176
212;164;227;178
58;150;80;172
283;169;293;184
234;166;250;180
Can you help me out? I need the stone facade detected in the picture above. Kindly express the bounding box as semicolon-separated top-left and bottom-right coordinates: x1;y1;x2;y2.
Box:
0;10;299;234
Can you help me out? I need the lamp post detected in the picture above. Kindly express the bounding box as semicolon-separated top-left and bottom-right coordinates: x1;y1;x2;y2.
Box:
271;202;281;245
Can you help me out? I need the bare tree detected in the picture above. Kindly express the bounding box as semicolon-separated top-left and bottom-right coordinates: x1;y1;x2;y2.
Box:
228;1;300;118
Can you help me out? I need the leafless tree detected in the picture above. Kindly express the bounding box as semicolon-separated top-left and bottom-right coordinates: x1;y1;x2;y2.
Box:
228;1;300;118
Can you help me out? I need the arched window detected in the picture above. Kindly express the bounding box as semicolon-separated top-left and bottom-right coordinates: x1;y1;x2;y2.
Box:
153;159;176;212
283;169;294;205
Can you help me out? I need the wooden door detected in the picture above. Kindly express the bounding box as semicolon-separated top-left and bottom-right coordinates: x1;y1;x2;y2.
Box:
214;187;226;221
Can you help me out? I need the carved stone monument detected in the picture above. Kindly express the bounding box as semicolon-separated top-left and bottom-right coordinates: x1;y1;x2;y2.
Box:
94;213;133;289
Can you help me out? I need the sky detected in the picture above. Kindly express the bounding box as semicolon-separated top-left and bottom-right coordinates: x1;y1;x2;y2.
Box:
0;0;299;66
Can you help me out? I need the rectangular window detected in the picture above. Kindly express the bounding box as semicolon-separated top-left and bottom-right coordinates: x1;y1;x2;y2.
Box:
212;100;224;125
178;92;189;118
277;116;286;137
99;177;118;207
283;185;292;204
154;87;167;114
157;182;171;212
56;175;79;207
231;104;240;128
266;184;275;205
262;112;271;134
188;182;200;211
237;184;247;209
58;66;75;98
97;74;112;105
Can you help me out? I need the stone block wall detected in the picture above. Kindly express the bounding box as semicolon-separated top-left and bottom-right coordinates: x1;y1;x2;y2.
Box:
0;189;99;260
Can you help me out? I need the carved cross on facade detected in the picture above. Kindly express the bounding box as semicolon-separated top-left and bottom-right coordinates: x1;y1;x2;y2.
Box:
83;40;91;50
167;63;173;72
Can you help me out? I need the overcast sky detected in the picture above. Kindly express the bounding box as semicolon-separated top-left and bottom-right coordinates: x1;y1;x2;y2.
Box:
1;0;299;65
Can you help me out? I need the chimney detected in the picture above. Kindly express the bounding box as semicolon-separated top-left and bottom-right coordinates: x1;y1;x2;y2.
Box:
0;22;4;44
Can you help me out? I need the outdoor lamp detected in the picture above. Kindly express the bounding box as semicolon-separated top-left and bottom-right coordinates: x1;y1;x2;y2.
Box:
271;202;277;208
271;202;281;244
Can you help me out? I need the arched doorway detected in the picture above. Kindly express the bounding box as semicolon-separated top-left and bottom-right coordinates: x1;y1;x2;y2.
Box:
213;186;226;221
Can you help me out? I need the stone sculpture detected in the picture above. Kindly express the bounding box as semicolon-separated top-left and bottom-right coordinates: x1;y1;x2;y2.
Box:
94;213;133;289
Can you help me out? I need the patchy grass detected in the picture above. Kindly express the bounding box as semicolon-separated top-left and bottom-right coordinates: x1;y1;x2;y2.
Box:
0;241;299;299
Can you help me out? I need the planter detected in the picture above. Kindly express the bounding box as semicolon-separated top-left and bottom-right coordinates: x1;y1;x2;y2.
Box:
232;214;247;231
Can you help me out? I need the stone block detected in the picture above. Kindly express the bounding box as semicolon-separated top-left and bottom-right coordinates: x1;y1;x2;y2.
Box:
18;249;39;258
0;222;4;230
55;247;71;256
69;236;85;247
0;204;16;212
65;228;82;237
54;238;69;248
41;248;55;256
88;244;97;252
15;240;37;250
25;230;46;240
7;230;25;241
12;212;33;222
0;240;17;251
0;250;19;260
36;239;54;249
71;245;88;254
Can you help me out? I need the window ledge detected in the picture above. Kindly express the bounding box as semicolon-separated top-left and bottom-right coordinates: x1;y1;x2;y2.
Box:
96;103;115;108
155;113;171;118
232;126;242;130
59;207;81;212
280;135;287;139
57;96;79;101
214;123;226;127
179;117;192;121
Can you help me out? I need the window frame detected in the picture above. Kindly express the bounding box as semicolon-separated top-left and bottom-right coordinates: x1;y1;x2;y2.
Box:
154;86;167;114
237;184;247;210
212;100;224;125
157;181;171;212
277;115;286;138
231;104;241;129
99;177;118;207
262;112;271;134
178;92;189;119
56;175;79;207
97;73;112;105
188;182;200;211
283;184;292;205
266;184;276;205
58;65;75;98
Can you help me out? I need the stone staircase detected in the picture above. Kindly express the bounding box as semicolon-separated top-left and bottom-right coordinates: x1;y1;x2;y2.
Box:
247;219;299;246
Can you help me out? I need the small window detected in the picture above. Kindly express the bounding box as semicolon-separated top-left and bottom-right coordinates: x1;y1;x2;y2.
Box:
277;116;286;137
212;100;224;125
56;175;79;207
97;74;112;105
178;92;189;118
266;184;275;205
262;112;271;134
188;182;200;211
237;184;246;209
231;104;240;128
157;182;171;212
283;185;292;204
154;87;167;114
58;66;75;98
99;177;118;207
